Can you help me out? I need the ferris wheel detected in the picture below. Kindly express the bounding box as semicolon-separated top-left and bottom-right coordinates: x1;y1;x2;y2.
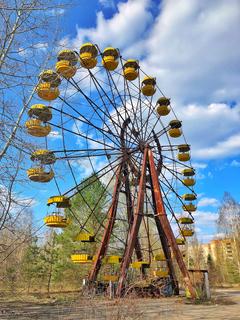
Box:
25;43;197;298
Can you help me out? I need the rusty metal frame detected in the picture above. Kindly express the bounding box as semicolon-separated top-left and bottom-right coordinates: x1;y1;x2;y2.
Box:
116;147;148;296
148;148;196;298
89;145;196;299
88;164;123;282
148;176;179;295
123;162;144;262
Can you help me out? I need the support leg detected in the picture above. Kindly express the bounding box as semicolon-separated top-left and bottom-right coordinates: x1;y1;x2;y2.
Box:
116;148;148;296
88;165;123;282
148;149;196;299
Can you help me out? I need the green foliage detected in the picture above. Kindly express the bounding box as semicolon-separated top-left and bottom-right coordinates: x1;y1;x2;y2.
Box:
54;174;108;287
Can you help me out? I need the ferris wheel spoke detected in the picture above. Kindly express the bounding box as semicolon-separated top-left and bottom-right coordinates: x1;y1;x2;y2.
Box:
105;69;132;122
159;171;194;222
142;97;157;142
161;162;196;195
119;57;142;141
161;154;195;171
56;152;123;161
87;71;123;143
58;117;125;243
51;147;119;154
70;173;127;247
63;153;125;197
47;120;118;150
145;121;170;144
69;78;130;141
51;101;122;147
68;207;90;232
134;76;145;141
102;70;141;149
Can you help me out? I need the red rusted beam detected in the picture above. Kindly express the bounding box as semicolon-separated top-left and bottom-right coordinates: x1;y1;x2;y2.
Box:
123;162;144;263
88;164;123;282
154;211;179;294
116;148;148;297
148;149;196;299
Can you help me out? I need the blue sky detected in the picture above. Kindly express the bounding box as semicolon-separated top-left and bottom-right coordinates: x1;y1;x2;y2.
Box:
24;0;240;243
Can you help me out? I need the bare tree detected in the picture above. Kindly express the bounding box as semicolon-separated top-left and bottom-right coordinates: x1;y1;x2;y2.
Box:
217;192;240;281
0;0;69;231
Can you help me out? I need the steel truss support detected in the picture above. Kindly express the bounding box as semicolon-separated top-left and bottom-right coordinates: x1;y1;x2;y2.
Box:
116;148;148;296
116;147;196;298
148;148;196;299
123;162;144;263
150;188;179;295
88;164;123;282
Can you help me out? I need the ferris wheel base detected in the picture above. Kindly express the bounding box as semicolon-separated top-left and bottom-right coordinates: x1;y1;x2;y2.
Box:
88;147;197;299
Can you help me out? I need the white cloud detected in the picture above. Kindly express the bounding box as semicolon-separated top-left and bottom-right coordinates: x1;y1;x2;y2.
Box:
230;159;240;167
191;162;207;169
142;0;240;104
18;42;48;57
33;43;48;50
58;0;240;161
194;210;218;226
71;0;153;50
198;197;220;208
178;103;240;160
48;8;65;16
48;131;62;140
193;210;219;242
194;132;240;159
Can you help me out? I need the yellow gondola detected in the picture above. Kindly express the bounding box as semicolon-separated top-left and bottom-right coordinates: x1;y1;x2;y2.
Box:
131;261;150;269
39;70;61;86
47;195;71;208
37;82;60;101
176;238;185;245
153;269;169;278
80;43;98;69
102;47;119;71
57;50;78;65
177;144;191;162
30;149;56;165
74;232;95;242
28;104;52;122
182;194;197;212
182;204;197;212
182;168;196;187
154;253;166;261
182;178;195;187
168;120;182;138
156;97;171;116
182;193;197;201
141;76;156;96
56;49;78;78
103;256;122;264
181;229;194;237
44;214;70;228
178;217;194;224
56;60;77;78
71;253;93;263
123;59;139;81
25;119;51;137
102;275;118;282
27;167;54;182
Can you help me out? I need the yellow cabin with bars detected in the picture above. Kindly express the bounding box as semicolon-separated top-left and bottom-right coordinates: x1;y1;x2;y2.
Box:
156;97;171;116
80;43;98;69
123;60;139;81
102;47;119;71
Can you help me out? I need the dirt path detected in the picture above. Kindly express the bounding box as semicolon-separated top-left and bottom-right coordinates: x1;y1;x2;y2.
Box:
0;288;239;319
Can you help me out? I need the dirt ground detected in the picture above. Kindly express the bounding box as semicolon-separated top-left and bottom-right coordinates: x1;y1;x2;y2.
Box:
0;288;239;319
